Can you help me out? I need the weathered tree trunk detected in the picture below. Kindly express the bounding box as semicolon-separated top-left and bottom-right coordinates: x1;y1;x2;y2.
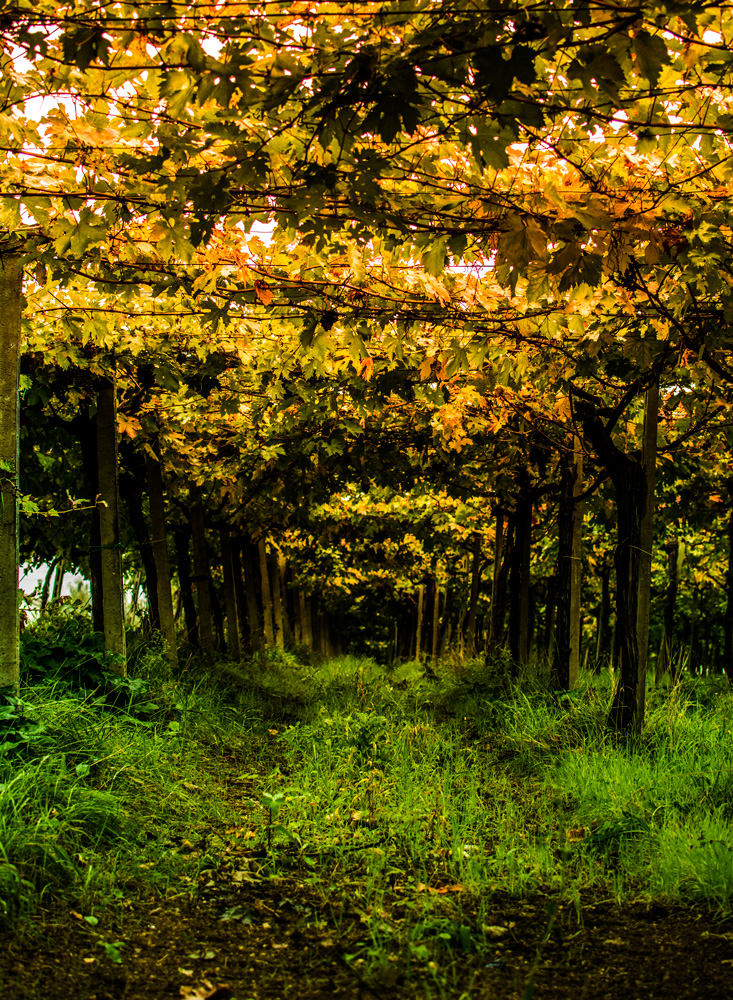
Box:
553;439;583;690
258;538;275;646
189;485;214;655
509;493;532;666
578;397;649;733
220;528;241;661
145;452;178;669
96;378;126;674
0;256;22;693
466;533;482;655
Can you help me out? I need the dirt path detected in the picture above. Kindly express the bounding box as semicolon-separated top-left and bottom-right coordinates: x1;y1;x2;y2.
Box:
3;878;732;999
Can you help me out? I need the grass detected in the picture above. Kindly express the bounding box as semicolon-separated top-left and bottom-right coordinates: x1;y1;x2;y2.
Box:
4;609;733;990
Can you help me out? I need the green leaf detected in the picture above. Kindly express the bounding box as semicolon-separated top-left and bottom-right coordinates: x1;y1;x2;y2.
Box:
632;31;668;87
423;237;448;277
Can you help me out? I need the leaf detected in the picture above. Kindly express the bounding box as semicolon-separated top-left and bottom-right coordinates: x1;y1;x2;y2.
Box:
117;415;141;440
254;280;273;305
632;31;669;87
423;237;448;277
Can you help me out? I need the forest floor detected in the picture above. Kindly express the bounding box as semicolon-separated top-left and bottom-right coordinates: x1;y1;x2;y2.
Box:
4;878;733;1000
4;646;733;999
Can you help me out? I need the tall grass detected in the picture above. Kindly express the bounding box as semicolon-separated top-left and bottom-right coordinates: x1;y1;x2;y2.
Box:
4;622;733;960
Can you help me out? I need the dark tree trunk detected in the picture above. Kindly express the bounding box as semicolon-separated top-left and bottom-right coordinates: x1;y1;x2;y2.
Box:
96;378;126;672
488;512;505;650
119;442;160;631
144;450;178;669
240;535;264;650
77;403;104;635
466;533;482;655
0;254;21;693
220;529;241;661
578;399;648;733
658;538;680;680
490;516;513;651
173;525;198;646
437;584;454;656
189;484;214;655
553;441;583;690
594;558;612;673
509;493;532;666
724;504;733;682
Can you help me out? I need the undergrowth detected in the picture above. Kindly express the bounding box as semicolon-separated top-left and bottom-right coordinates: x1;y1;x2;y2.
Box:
3;601;733;990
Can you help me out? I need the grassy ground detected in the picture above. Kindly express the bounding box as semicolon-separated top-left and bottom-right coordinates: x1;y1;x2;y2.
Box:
3;611;733;996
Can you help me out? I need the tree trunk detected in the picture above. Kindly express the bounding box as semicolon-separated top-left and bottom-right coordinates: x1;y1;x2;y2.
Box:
431;581;441;659
145;452;178;669
415;584;424;659
594;558;612;673
488;513;504;650
553;438;583;690
658;538;680;680
258;538;275;646
578;397;649;733
725;508;733;681
269;548;285;649
636;379;659;720
490;515;513;651
437;583;454;656
119;443;159;629
174;526;198;646
230;537;250;654
299;590;312;649
52;556;66;601
240;536;263;650
279;554;292;643
509;494;532;666
40;555;59;611
0;256;21;693
96;378;126;674
76;403;104;635
189;485;214;655
466;533;482;655
220;529;241;661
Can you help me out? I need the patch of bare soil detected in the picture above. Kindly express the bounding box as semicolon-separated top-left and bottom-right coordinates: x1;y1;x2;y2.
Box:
2;880;732;1000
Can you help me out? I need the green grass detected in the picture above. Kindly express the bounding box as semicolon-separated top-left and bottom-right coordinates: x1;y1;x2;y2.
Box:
4;620;733;988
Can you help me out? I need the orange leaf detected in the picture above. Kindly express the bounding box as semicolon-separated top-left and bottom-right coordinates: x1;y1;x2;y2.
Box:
358;357;374;381
254;279;273;305
117;415;142;440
